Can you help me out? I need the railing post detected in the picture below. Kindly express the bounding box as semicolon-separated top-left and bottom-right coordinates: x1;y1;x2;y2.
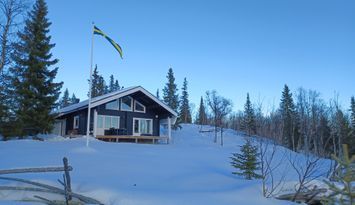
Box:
167;117;171;144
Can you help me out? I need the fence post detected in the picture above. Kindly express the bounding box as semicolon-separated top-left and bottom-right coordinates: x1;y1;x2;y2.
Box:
63;157;72;200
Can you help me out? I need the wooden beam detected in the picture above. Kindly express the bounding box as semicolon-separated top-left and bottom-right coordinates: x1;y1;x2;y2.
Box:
96;135;169;144
0;176;102;204
0;166;73;175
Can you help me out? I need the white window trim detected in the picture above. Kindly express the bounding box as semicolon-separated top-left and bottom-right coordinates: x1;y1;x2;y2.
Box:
105;100;119;110
73;115;79;129
102;115;120;129
134;100;146;113
133;118;153;136
120;96;133;111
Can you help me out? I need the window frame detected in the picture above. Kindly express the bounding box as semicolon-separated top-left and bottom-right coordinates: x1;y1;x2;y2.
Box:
105;100;119;110
73;115;80;129
102;115;121;130
97;115;104;129
120;96;133;111
99;115;120;129
134;100;146;113
133;118;153;135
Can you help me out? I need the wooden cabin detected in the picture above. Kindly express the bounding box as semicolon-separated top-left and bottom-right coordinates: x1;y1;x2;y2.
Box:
52;86;177;143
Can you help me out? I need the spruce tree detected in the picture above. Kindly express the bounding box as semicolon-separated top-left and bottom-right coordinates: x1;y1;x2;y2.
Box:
59;88;70;108
179;77;192;123
108;75;120;92
0;74;8;123
230;138;261;180
100;75;108;95
114;79;120;91
348;97;355;155
156;89;160;99
10;0;62;136
89;65;100;97
197;96;207;125
162;68;179;112
242;93;256;136
70;93;79;104
89;65;107;97
279;85;298;151
351;97;355;129
109;74;115;92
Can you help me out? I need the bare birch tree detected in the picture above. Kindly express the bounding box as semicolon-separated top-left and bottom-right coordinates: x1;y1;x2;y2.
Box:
0;0;27;72
287;153;326;202
206;90;232;145
259;138;287;198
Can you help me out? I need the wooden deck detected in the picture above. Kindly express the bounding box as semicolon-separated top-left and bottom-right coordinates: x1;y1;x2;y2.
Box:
96;135;169;144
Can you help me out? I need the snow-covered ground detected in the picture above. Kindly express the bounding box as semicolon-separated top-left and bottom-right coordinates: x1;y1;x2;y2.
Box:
0;124;330;205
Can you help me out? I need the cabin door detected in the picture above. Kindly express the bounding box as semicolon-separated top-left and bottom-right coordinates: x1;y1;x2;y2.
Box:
52;120;66;136
133;118;153;136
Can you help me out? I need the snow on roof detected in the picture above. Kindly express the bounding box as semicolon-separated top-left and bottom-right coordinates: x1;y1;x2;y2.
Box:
54;86;177;117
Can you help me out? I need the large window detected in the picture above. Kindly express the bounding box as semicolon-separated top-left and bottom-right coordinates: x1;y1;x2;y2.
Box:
105;100;119;110
73;115;79;129
97;115;119;129
104;116;112;129
97;115;103;128
134;101;146;113
133;118;153;135
120;96;133;111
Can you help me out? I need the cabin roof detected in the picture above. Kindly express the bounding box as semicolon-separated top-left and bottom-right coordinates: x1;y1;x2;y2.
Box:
54;86;178;117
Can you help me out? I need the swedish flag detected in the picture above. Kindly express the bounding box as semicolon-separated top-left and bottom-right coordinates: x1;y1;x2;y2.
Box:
93;26;123;59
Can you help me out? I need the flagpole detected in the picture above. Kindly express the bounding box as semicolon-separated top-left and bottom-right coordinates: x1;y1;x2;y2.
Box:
86;22;95;147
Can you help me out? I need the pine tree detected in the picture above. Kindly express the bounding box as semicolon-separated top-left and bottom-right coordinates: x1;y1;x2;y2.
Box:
89;65;99;97
109;74;115;92
351;97;355;129
156;89;160;99
59;88;70;108
242;93;256;136
10;0;62;136
0;74;8;122
179;78;192;123
197;96;207;125
108;75;120;92
70;93;79;104
89;65;107;97
114;79;120;91
100;76;108;95
279;85;298;151
348;97;355;155
323;144;354;205
162;68;179;112
230;138;261;180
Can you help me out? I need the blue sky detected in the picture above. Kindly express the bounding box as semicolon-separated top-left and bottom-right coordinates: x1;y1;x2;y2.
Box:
46;0;355;113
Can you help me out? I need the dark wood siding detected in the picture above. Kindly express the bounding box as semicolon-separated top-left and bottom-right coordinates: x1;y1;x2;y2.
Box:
60;94;174;136
96;98;160;136
64;109;94;135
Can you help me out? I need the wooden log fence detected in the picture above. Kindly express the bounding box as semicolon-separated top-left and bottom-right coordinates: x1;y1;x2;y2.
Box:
0;166;73;175
0;157;103;205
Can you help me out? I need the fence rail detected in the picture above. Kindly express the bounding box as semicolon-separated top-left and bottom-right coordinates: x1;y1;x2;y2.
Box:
0;157;102;205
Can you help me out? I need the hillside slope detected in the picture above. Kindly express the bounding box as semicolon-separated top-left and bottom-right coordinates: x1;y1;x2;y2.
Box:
0;124;324;205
